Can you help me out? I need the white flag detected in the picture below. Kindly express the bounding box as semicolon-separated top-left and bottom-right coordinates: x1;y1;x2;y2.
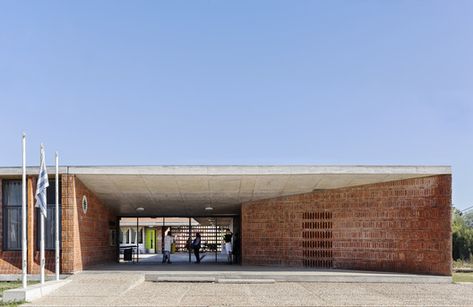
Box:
35;145;49;218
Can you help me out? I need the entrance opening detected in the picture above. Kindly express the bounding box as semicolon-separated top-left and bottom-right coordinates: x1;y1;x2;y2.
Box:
118;216;240;265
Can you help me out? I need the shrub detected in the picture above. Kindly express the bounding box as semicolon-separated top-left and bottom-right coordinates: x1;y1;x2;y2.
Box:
452;208;473;261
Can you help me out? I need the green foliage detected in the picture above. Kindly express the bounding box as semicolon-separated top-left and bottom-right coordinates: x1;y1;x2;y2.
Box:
0;300;26;307
453;259;473;268
452;208;473;261
464;212;473;228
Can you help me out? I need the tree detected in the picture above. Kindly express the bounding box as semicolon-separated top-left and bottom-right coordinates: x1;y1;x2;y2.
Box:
452;208;473;261
464;211;473;228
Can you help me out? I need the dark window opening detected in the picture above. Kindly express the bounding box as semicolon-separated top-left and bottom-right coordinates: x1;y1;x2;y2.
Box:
2;180;23;250
138;228;143;244
36;179;62;250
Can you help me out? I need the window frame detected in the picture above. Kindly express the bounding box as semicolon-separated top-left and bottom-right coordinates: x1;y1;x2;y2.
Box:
2;180;24;251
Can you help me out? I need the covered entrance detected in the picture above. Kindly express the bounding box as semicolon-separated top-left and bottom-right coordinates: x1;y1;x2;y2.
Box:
62;165;450;275
118;216;240;264
0;165;451;275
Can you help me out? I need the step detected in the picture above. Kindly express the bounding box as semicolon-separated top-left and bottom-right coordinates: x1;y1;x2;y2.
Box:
217;278;276;284
144;272;452;284
150;276;216;283
3;279;71;303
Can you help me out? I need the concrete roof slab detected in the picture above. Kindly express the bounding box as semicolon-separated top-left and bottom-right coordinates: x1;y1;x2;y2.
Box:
0;165;451;216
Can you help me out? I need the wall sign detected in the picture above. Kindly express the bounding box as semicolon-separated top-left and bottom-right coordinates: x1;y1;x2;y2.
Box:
82;195;88;214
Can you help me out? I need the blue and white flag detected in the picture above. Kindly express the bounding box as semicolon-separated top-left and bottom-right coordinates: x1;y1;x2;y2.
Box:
35;145;49;218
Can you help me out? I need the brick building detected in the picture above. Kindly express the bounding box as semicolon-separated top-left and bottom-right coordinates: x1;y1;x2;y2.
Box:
0;165;452;275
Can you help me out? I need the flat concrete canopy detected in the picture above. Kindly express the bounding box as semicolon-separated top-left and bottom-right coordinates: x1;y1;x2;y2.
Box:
0;165;451;216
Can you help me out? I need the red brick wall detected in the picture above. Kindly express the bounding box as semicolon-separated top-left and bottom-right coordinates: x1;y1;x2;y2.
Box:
61;175;116;273
242;175;452;275
0;179;22;274
0;177;53;275
0;175;116;275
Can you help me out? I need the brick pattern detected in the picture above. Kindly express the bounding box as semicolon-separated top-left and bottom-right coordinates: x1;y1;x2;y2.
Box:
0;175;116;274
0;179;22;274
302;211;333;268
27;177;34;273
242;175;452;275
61;175;116;273
0;176;60;274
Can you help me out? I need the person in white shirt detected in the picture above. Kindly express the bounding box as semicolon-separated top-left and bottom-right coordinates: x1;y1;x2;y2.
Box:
223;229;233;264
163;231;174;264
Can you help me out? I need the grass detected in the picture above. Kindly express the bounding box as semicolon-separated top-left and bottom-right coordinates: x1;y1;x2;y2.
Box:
452;272;473;283
0;282;22;296
0;281;24;306
0;300;26;307
453;259;473;269
0;281;39;307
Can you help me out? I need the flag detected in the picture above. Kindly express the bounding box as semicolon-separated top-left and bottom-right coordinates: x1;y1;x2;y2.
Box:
35;145;49;218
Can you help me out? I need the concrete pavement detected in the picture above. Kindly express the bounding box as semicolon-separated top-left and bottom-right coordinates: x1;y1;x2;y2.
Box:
85;263;452;284
23;272;473;306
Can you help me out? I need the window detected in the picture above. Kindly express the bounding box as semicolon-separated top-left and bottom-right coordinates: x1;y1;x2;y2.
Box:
125;229;130;244
3;180;23;250
130;229;136;244
109;229;116;246
138;228;143;244
36;180;62;250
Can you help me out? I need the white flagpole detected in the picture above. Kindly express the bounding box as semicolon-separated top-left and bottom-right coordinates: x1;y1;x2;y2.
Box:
40;145;45;284
55;152;60;281
21;133;27;289
40;213;45;284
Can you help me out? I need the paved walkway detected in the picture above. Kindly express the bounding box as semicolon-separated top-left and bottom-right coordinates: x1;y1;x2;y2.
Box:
23;272;473;306
83;263;451;283
121;252;229;264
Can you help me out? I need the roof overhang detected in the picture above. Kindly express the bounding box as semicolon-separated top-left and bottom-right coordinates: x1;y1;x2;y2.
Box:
0;165;451;216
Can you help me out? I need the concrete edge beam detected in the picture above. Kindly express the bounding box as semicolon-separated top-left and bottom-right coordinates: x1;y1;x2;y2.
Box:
0;274;70;282
144;273;452;284
0;165;452;176
3;279;71;303
148;276;216;283
217;279;276;284
268;275;453;284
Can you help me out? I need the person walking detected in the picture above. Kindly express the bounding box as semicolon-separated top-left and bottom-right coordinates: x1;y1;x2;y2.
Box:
223;228;233;264
163;231;174;264
232;233;241;264
192;232;202;263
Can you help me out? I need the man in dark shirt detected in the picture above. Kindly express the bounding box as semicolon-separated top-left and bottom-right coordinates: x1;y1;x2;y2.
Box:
192;233;202;263
232;233;240;264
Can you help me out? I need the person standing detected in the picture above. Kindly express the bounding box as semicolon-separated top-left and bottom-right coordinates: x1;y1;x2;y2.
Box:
163;231;174;264
223;229;233;264
232;233;241;264
192;233;202;263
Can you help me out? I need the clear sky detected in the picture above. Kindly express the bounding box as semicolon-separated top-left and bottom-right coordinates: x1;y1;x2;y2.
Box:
0;1;471;210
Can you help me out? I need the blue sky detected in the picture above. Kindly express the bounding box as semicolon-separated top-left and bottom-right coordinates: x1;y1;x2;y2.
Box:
0;1;471;210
